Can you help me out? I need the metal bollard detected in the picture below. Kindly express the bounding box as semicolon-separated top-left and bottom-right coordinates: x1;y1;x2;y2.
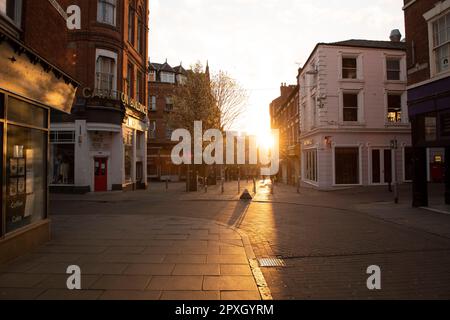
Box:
297;176;301;194
221;178;225;194
238;177;241;194
205;181;208;193
253;178;256;194
166;177;169;191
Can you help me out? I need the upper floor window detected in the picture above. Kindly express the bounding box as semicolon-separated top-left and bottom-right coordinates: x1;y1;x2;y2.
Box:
148;96;156;111
128;6;135;45
136;71;143;103
149;121;156;139
342;57;357;79
137;16;143;54
387;94;402;123
127;63;134;98
161;72;175;84
149;71;156;82
96;55;115;92
433;12;450;73
386;58;401;80
97;0;116;26
165;96;174;112
343;93;358;122
0;0;22;27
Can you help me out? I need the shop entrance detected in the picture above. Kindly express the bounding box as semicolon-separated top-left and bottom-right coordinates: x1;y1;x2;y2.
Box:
94;158;108;192
371;149;393;184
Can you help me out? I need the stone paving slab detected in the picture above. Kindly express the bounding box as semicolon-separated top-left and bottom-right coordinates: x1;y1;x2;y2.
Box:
0;215;263;300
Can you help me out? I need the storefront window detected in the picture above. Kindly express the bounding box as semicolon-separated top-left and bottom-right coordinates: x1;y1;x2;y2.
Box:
7;97;48;128
50;131;75;185
0;92;4;118
6;125;46;233
124;128;133;182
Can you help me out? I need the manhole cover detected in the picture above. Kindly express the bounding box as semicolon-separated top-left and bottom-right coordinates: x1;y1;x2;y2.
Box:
258;258;286;267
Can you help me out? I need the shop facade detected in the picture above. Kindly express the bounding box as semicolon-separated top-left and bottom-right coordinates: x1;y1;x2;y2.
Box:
0;31;79;263
50;102;148;193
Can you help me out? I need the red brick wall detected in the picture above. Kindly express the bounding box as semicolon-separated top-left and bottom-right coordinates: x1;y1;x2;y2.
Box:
148;82;176;141
403;0;436;85
22;0;76;77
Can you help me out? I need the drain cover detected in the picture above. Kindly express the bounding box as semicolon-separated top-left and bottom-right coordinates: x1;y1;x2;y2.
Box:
258;258;286;267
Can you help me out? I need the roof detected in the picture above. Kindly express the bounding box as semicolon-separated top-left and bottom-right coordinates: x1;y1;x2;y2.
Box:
326;39;406;50
299;39;406;77
173;65;187;75
149;62;175;73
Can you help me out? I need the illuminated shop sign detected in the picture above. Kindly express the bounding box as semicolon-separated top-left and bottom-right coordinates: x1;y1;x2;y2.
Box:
82;88;147;116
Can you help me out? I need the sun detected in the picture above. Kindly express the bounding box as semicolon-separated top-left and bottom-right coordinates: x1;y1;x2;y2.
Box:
256;130;275;150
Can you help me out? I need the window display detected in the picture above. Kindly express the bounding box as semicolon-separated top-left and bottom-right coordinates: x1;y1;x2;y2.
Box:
6;125;46;233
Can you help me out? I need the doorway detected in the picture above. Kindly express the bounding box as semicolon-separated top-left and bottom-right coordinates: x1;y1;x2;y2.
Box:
94;158;108;192
371;149;393;184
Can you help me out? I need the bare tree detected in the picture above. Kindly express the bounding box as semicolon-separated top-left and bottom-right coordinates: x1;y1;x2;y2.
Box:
211;71;248;131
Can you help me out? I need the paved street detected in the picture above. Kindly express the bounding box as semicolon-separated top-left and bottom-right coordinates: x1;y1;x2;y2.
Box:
1;181;450;299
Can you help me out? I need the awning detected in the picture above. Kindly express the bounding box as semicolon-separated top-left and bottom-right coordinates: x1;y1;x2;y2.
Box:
0;30;80;113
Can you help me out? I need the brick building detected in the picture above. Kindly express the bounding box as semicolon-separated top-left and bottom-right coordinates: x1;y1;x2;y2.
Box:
51;0;149;193
404;0;450;207
147;61;187;181
0;0;80;262
270;83;301;185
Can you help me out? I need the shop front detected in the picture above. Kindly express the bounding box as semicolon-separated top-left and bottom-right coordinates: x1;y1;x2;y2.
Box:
50;96;148;193
0;34;79;263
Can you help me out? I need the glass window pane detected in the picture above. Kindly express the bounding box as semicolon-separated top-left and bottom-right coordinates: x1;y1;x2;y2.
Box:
335;147;359;185
50;144;75;185
0;92;4;119
6;125;47;233
8;97;48;128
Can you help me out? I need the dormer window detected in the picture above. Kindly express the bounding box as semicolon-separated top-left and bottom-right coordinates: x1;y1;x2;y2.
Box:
161;72;175;84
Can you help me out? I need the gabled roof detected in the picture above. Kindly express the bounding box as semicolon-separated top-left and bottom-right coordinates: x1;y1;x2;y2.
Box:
149;62;175;73
173;65;187;75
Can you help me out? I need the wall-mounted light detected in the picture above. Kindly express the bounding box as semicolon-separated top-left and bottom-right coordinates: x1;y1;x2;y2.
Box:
324;136;332;148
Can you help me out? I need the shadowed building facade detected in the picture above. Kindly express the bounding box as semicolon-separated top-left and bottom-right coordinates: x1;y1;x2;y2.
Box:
404;0;450;207
0;0;80;262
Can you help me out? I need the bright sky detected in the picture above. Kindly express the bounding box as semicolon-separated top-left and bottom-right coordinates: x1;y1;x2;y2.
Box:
149;0;405;135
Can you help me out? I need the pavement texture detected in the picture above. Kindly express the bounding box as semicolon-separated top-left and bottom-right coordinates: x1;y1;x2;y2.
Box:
1;180;450;299
0;215;262;300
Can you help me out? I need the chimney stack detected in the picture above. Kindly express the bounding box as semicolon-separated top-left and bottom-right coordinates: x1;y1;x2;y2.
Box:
390;29;402;42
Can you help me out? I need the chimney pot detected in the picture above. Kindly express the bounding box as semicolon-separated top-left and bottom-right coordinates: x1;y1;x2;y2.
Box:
390;29;402;42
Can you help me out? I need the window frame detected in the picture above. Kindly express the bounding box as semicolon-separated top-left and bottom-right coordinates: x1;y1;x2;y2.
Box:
97;0;117;26
424;2;450;78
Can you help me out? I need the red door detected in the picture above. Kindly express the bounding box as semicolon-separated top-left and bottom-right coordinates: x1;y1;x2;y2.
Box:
94;158;108;192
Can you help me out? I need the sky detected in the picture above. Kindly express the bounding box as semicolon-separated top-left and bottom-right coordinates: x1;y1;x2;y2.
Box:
149;0;405;135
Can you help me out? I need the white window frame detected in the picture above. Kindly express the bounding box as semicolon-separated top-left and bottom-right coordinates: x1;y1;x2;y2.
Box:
97;0;116;26
338;52;364;81
424;0;450;78
339;90;365;124
161;72;175;84
384;90;408;125
302;148;319;185
148;95;156;112
95;49;118;93
384;55;406;82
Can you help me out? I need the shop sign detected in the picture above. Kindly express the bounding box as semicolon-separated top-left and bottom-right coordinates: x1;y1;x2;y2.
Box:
0;41;78;113
121;93;147;116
